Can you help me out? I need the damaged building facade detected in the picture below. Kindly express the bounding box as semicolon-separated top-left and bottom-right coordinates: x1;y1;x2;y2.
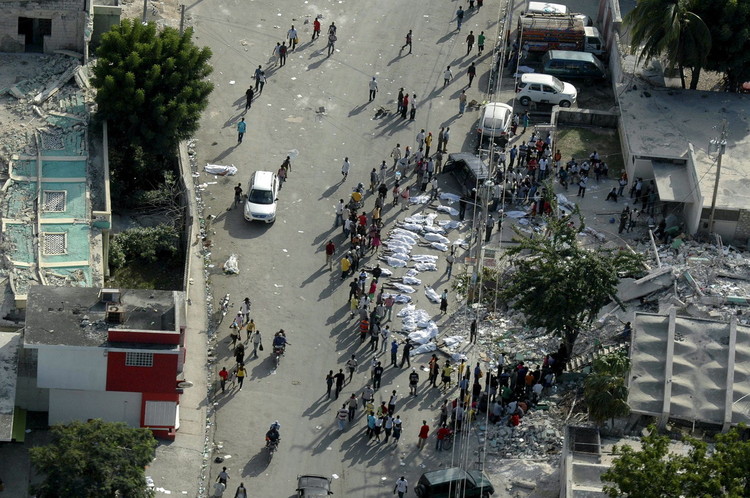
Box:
0;0;89;54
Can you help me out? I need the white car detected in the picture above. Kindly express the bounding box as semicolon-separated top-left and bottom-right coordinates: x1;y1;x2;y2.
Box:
243;170;279;223
477;102;513;144
516;73;577;107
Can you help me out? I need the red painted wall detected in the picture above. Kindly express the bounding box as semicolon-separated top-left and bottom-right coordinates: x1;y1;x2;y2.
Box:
108;329;181;345
106;351;178;393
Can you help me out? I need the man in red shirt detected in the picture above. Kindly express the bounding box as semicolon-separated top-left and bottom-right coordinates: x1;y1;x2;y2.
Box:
417;420;430;450
312;17;321;40
325;240;336;270
219;367;229;393
436;424;451;451
358;211;368;227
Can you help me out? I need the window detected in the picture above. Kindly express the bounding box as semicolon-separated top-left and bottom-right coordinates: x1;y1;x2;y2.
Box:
43;191;66;212
42;232;66;255
125;352;154;367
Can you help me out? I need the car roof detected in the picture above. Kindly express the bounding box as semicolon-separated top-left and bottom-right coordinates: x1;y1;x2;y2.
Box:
521;73;558;84
420;467;470;485
447;153;489;180
250;170;275;188
546;50;597;61
483;102;512;118
297;474;331;495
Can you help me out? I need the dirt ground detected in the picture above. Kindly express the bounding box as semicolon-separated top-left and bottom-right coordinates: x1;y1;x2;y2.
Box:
554;127;624;178
119;0;182;29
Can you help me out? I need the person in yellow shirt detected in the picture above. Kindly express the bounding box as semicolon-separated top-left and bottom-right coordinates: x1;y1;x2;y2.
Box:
236;364;246;391
341;253;351;279
441;362;454;390
425;132;433;157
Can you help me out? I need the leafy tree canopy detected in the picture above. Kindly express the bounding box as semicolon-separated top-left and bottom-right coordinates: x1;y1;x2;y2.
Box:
92;19;213;155
602;425;750;497
692;0;750;89
584;351;631;426
29;419;157;498
498;195;643;360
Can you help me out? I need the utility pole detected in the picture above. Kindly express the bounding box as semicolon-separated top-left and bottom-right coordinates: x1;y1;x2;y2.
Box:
707;119;728;235
179;4;186;34
142;0;148;23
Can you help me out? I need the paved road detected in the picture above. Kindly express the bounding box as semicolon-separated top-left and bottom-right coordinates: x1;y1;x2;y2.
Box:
188;0;510;495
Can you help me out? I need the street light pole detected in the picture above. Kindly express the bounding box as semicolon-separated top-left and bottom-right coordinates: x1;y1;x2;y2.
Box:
707;120;728;236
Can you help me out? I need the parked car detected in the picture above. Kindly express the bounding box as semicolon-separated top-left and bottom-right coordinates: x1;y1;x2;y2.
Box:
516;73;577;107
296;474;333;497
415;467;495;497
476;102;512;144
243;170;279;223
442;152;490;191
541;50;607;81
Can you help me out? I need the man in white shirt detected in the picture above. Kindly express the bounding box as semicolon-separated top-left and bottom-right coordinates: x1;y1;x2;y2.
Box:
443;66;453;87
287;25;298;50
390;144;401;168
393;476;408;498
368;76;378;102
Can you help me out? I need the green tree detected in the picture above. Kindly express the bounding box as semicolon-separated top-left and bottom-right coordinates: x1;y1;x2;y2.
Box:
92;19;213;155
692;0;750;90
29;419;157;497
497;196;643;362
584;351;631;427
625;0;711;89
602;425;750;497
109;224;180;269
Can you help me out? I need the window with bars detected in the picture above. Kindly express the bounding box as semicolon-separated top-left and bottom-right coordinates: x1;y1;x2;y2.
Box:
125;352;154;367
42;232;66;255
43;191;66;212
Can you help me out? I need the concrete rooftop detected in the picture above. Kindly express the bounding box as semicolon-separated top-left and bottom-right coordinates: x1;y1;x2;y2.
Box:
24;286;180;348
618;85;750;211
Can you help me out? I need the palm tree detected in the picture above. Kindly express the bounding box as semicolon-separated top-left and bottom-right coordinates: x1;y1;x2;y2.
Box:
584;352;631;428
625;0;712;89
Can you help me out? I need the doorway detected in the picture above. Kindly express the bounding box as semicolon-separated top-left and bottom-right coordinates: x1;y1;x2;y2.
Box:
18;17;52;53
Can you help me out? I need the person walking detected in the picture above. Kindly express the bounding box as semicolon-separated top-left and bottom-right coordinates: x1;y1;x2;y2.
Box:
346;354;358;382
400;339;413;368
440;289;448;314
424;132;433;157
257;71;266;93
442;128;450;152
466;30;475;54
334;368;346;399
390;339;398;367
469;318;477;343
245;87;254;110
577;175;587;198
373;361;384;390
368;76;378;102
409;94;417;120
236;118;246;144
477;31;486;55
456;6;465;30
401;30;413;54
409;368;419;396
445;248;455;278
394;477;409;498
467;62;476;87
312;16;321;40
219;367;229;393
347;393;358;421
279;42;287;66
335;199;345;227
459;90;467;115
522;111;530;134
253;65;262;91
234;482;248;498
327;30;337;57
233;183;243;208
325;370;334;399
341;157;350;180
251;329;262;357
336;403;349;430
287;25;298;50
417;421;429;449
443;66;453;88
236;363;246;390
325;240;336;270
390;143;402;169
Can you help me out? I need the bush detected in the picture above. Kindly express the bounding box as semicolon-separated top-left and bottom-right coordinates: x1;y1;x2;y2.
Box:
109;224;180;270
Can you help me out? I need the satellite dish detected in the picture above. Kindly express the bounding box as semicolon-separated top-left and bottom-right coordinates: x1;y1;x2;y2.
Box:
177;380;194;389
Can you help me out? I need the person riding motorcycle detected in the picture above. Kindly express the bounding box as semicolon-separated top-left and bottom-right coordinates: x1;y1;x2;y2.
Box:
265;425;280;447
272;330;289;350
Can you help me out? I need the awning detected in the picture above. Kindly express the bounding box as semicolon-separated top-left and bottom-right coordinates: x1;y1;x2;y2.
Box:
652;160;693;203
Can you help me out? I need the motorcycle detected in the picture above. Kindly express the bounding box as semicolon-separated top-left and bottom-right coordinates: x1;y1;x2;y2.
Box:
266;438;279;460
273;345;286;368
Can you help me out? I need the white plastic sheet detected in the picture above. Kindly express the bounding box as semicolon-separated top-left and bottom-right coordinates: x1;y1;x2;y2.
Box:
415;262;438;272
439;192;461;202
424;287;440;303
391;283;416;294
411;342;437;355
437;205;459;216
411;254;439;263
430;242;448;252
424;233;450;244
382;256;407;267
223;254;239;274
205;163;238;176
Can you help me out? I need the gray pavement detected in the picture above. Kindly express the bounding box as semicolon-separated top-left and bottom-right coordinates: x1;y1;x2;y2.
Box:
187;0;512;495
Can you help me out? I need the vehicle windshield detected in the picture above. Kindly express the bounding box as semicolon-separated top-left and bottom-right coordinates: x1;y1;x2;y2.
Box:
483;106;510;131
550;77;564;92
248;188;274;205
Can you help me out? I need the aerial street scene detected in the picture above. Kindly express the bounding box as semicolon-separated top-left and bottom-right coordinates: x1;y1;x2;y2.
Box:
0;0;750;495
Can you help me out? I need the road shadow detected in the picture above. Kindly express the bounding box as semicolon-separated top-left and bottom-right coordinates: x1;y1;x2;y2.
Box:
348;101;370;117
319;182;341;200
212;145;239;163
241;452;271;478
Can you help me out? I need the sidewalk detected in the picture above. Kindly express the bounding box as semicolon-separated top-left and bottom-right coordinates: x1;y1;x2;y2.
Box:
144;142;210;497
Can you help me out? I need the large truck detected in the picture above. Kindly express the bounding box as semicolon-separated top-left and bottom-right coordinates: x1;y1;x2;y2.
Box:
517;13;604;57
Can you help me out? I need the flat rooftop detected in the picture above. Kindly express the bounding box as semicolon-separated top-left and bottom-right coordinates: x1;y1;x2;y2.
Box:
618;85;750;211
629;310;750;428
24;286;181;348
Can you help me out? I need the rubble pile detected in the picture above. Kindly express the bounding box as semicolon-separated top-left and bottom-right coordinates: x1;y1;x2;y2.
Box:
479;408;566;459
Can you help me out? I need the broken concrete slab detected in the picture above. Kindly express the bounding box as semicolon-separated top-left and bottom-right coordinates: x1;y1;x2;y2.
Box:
616;268;675;302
